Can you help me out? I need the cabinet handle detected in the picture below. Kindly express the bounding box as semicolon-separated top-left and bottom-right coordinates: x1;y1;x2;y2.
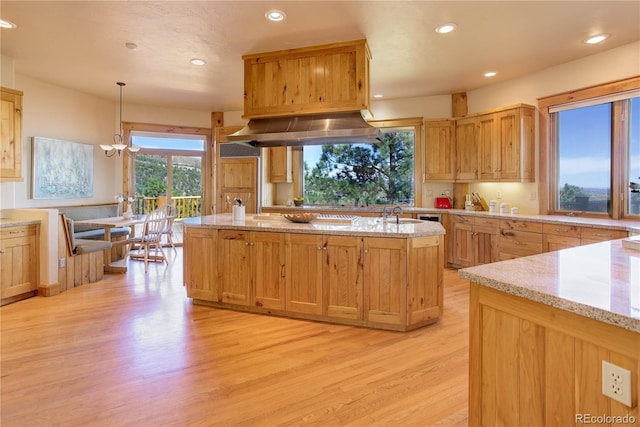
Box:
0;249;5;254
595;233;612;237
280;264;286;278
317;246;323;250
9;231;23;234
553;228;568;233
515;241;526;246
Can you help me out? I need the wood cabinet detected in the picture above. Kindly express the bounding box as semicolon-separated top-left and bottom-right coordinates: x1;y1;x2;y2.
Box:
542;223;580;252
285;234;362;319
218;230;285;308
184;222;444;331
324;235;363;320
455;116;478;181
1;87;23;181
184;227;218;301
478;106;535;182
268;147;292;183
580;227;627;245
447;214;499;268
363;237;406;325
423;119;455;181
470;283;639;426
1;224;39;305
498;219;543;260
285;233;324;315
242;39;370;118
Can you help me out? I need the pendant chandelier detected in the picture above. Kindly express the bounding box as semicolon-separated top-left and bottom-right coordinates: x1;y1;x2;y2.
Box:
100;82;140;157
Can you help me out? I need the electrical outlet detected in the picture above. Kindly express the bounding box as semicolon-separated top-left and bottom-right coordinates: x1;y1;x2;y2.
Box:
496;191;502;199
530;191;537;200
426;190;433;197
444;191;450;197
602;360;632;407
58;258;66;268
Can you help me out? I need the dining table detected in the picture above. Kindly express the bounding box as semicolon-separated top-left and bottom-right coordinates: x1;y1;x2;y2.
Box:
75;215;146;273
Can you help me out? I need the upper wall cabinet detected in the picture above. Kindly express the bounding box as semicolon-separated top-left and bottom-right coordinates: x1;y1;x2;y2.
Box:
268;147;292;183
423;120;455;182
1;87;23;182
242;40;371;119
424;104;536;183
478;106;535;182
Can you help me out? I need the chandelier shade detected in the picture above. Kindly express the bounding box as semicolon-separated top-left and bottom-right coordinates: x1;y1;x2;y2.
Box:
101;82;140;157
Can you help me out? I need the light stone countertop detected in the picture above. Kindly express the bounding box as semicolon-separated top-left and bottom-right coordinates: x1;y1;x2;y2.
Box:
183;213;445;238
263;205;640;233
459;239;640;333
0;218;41;228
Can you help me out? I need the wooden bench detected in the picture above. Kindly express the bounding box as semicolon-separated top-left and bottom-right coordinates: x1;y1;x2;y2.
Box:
47;213;113;295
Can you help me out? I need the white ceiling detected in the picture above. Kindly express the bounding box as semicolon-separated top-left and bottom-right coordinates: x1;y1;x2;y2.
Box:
1;1;639;112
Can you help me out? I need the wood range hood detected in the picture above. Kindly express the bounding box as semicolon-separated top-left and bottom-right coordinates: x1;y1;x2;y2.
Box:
227;39;381;147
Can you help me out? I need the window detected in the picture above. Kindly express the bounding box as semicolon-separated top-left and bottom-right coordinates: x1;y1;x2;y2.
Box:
301;125;417;206
556;103;612;213
541;79;640;219
130;132;206;222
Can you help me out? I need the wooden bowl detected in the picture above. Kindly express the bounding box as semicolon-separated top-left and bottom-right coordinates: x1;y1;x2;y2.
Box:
283;213;315;223
293;199;304;206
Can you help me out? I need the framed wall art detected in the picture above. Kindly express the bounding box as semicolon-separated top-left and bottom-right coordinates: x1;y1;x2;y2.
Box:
32;136;94;199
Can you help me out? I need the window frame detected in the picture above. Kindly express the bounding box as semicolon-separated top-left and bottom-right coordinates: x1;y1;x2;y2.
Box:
538;76;640;219
122;122;212;215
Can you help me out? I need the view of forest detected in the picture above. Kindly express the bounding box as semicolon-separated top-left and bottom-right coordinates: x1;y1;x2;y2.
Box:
134;154;202;197
303;131;414;206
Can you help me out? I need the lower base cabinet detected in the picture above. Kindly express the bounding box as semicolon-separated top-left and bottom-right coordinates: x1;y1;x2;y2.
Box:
185;227;444;331
1;224;39;305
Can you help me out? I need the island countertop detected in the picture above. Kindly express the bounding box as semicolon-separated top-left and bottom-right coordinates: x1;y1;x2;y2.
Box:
182;213;445;238
459;238;640;332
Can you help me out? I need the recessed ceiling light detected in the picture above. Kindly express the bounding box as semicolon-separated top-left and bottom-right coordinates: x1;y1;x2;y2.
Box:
0;19;17;29
373;94;384;99
190;58;206;66
125;42;138;50
584;34;609;45
265;9;287;22
484;71;497;78
435;23;457;34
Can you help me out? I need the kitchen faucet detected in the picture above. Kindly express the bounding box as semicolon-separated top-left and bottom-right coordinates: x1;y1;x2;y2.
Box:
392;206;403;224
381;206;391;222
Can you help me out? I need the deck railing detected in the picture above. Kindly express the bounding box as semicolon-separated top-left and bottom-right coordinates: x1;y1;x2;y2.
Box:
132;195;202;219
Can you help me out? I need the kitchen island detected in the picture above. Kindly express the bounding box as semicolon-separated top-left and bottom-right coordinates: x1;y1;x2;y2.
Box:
183;213;445;331
459;239;639;426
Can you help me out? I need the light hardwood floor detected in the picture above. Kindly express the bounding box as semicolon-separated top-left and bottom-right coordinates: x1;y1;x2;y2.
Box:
1;249;469;426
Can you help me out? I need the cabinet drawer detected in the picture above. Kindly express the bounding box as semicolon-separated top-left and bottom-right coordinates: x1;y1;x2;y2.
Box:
474;217;499;227
542;223;580;238
450;214;473;225
580;227;627;243
499;229;543;257
501;220;543;233
0;225;37;240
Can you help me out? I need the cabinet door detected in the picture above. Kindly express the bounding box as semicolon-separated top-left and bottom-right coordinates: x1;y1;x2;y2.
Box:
477;113;498;181
324;235;362;320
285;233;324;315
0;88;23;181
216;157;258;214
451;215;475;267
474;218;499;265
407;236;443;325
253;231;286;310
495;109;521;180
424;120;455;181
268;147;292;183
543;234;580;252
0;228;37;299
363;237;406;326
455;116;478;181
184;227;218;301
218;230;252;306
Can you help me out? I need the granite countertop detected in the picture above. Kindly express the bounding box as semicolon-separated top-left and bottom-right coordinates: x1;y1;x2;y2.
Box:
459;239;640;333
0;218;41;228
263;205;640;232
183;213;445;238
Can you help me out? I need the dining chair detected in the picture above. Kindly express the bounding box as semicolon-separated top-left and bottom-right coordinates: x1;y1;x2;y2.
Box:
158;204;177;252
126;208;169;272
